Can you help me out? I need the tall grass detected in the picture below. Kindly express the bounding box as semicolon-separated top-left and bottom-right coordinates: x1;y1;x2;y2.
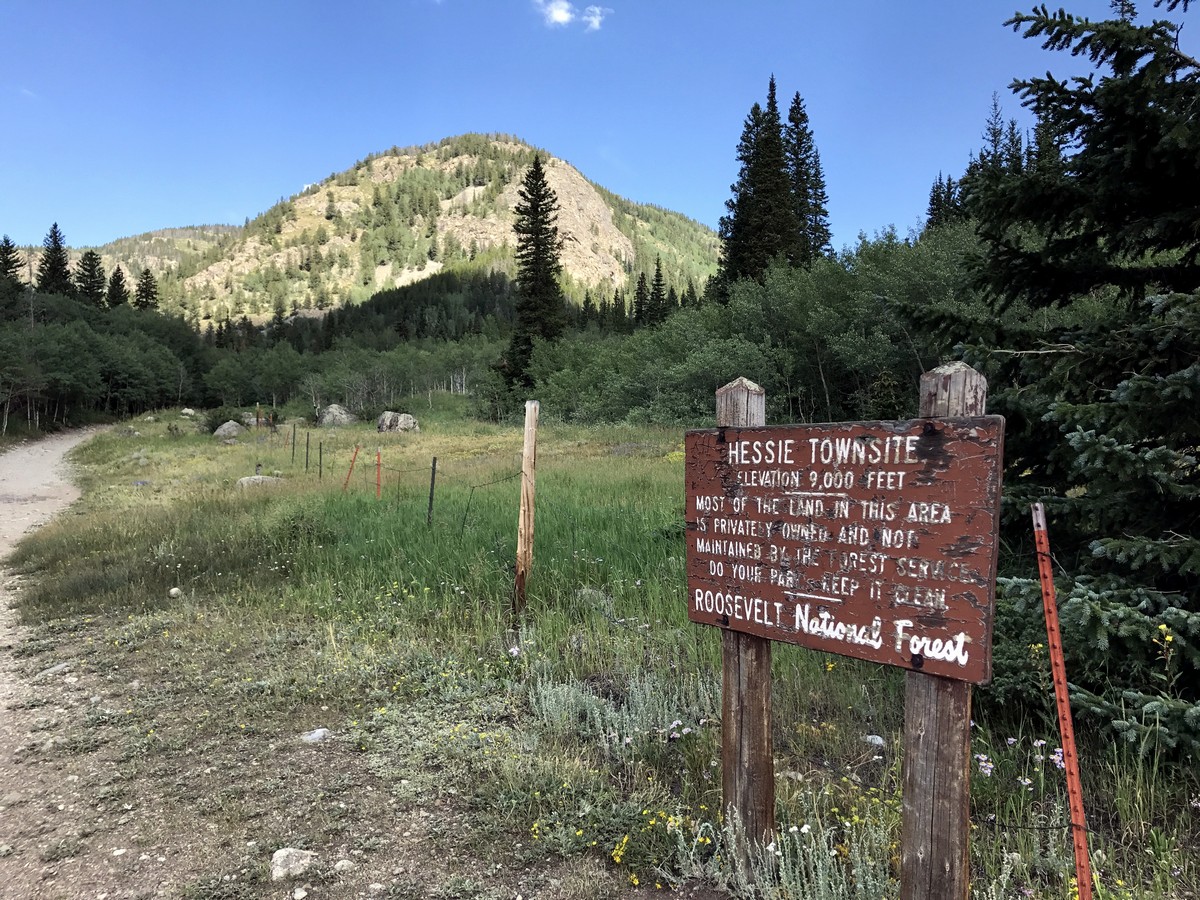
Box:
6;401;1198;898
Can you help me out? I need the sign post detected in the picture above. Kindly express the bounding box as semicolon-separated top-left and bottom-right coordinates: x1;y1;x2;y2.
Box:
714;378;774;846
899;362;990;900
686;364;1002;896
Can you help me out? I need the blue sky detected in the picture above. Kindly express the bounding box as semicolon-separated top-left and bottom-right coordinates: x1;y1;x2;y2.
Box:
1;0;1143;252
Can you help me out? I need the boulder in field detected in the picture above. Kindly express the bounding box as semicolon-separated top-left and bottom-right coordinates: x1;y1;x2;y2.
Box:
213;420;246;439
377;411;419;433
317;404;356;427
236;475;281;489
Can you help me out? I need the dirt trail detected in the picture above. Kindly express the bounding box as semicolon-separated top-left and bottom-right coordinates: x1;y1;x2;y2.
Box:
0;429;117;899
0;430;93;554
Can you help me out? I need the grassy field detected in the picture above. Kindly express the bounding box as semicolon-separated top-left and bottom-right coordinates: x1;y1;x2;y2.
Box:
5;397;1198;899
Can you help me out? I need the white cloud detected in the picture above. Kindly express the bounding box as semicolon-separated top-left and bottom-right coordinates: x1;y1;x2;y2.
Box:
582;5;611;30
534;0;575;26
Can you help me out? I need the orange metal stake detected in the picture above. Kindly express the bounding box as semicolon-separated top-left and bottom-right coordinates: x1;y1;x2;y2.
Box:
342;445;360;493
1031;503;1094;900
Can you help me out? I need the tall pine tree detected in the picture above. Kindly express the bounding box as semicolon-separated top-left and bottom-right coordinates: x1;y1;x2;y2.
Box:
784;91;832;264
505;153;564;386
716;77;799;293
924;172;966;230
632;271;650;325
716;78;831;298
106;265;130;307
134;267;159;310
36;223;74;298
74;250;107;308
0;236;22;302
648;256;668;325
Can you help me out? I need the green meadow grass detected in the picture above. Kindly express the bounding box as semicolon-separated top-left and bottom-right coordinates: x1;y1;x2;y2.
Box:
6;399;1198;898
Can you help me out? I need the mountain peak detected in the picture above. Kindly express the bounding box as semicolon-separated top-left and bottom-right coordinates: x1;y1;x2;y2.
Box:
90;135;719;322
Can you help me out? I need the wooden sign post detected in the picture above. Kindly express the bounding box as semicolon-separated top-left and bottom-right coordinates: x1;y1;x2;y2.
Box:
715;378;774;844
900;362;989;900
687;365;1002;896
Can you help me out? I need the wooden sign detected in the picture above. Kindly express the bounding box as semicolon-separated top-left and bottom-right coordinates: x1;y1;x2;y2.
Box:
686;417;1004;683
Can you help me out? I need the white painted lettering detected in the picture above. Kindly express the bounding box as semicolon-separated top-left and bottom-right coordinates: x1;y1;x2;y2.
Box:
905;502;952;524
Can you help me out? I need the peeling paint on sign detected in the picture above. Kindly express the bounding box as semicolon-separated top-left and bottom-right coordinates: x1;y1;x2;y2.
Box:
685;417;1004;683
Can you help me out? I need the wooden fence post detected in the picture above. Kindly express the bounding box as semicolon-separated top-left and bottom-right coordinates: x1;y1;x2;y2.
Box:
900;361;985;900
427;456;438;527
512;400;539;623
715;377;774;845
342;445;360;493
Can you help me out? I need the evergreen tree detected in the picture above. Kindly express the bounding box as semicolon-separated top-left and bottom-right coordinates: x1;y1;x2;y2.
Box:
610;287;627;332
1025;112;1067;176
716;77;800;293
580;290;597;326
924;173;967;230
962;2;1200;753
505;153;564;385
73;250;107;308
134;268;159;310
0;236;23;301
958;95;1027;218
106;266;130;307
784;91;832;264
632;272;650;325
649;256;668;325
36;223;74;297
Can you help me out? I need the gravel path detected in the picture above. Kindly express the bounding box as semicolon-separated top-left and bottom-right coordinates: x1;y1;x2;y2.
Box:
0;429;116;899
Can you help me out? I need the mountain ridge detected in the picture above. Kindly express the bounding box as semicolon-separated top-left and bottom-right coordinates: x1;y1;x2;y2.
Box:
61;134;719;323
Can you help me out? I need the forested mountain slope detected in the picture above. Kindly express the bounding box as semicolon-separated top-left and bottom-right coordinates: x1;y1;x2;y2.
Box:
55;135;718;324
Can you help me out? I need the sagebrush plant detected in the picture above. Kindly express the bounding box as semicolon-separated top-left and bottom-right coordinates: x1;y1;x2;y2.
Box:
5;403;1199;898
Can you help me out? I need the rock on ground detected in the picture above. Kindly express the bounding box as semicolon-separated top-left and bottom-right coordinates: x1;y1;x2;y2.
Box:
317;404;357;427
213;420;246;439
271;847;317;881
377;412;419;433
235;475;281;489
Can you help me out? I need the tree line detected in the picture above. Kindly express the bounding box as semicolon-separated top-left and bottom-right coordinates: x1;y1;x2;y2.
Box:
5;224;162;310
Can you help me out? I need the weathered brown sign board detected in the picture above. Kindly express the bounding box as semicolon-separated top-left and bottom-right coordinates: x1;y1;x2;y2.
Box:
686;417;1004;683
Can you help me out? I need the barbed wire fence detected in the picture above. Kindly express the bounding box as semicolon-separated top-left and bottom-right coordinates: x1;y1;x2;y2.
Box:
243;423;531;543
